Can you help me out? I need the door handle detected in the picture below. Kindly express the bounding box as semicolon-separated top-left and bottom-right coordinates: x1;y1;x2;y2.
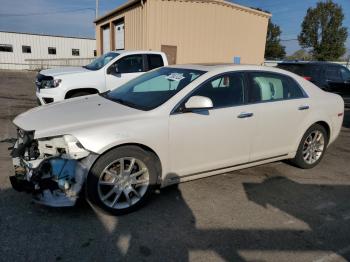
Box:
238;112;254;118
298;105;310;110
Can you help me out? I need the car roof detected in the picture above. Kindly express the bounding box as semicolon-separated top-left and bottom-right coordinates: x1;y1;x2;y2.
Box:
278;61;342;66
109;50;165;55
167;64;289;73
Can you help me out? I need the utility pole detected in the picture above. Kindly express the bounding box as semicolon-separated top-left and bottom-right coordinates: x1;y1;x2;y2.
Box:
95;0;99;19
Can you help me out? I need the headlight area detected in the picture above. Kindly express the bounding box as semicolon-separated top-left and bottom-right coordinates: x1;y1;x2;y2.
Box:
10;132;97;207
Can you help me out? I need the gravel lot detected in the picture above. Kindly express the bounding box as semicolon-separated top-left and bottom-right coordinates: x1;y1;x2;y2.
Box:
0;70;349;262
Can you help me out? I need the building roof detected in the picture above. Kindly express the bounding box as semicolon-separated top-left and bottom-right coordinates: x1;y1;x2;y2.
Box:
0;30;95;40
94;0;271;24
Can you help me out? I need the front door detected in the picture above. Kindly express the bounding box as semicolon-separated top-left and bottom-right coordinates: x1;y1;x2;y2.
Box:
106;54;145;91
169;72;255;177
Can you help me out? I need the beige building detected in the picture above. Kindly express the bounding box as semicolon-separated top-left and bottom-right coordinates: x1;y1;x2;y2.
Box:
94;0;270;65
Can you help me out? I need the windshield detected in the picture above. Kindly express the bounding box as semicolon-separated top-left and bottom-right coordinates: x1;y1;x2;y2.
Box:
103;67;206;110
85;52;120;70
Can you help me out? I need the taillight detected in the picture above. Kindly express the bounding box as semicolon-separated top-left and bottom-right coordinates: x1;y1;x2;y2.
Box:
303;76;312;81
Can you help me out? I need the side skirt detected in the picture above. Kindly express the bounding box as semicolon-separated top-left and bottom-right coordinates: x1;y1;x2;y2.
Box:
161;153;291;188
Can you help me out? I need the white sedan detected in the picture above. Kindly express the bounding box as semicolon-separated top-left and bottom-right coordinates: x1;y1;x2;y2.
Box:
10;65;344;215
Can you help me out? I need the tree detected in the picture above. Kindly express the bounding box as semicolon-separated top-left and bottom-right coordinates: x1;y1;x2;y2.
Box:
265;20;286;59
286;49;313;61
298;0;348;61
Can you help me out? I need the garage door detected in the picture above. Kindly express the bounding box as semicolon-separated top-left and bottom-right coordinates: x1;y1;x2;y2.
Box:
102;27;110;54
115;22;125;50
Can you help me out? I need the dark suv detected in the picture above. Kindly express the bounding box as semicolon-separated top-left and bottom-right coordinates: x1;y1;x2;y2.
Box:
277;62;350;105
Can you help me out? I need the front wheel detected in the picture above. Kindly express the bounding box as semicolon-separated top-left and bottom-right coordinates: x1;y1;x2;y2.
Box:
291;124;329;169
87;146;159;215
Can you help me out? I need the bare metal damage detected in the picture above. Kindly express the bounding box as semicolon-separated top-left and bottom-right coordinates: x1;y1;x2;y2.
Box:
10;129;98;207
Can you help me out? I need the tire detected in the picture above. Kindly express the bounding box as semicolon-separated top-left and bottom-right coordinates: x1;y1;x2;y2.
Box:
291;124;329;169
69;91;92;98
87;146;159;215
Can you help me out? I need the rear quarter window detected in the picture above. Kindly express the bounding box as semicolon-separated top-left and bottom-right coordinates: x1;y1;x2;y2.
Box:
147;54;164;70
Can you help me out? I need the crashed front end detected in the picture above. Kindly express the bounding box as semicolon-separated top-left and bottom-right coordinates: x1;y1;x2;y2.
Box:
10;128;97;207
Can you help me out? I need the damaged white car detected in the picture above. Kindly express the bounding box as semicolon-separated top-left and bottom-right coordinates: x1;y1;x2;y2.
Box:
10;65;344;215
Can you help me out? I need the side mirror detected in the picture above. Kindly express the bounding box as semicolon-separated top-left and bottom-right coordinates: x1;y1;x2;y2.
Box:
107;64;120;75
185;96;213;111
114;64;120;74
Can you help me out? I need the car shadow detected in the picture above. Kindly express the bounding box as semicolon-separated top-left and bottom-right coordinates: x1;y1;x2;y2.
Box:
1;174;350;261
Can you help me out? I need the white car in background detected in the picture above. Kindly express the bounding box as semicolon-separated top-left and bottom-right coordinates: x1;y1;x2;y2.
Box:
10;65;344;215
35;50;168;104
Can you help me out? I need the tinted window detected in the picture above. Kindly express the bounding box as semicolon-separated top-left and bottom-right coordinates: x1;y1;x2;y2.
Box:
340;67;350;81
326;66;342;81
22;45;31;53
48;47;56;55
147;54;164;70
72;49;80;56
104;67;205;110
248;72;304;103
278;64;321;79
116;55;143;73
190;73;245;108
0;44;13;52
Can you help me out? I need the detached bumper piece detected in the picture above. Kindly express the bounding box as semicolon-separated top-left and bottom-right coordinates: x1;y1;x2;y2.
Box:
11;157;88;207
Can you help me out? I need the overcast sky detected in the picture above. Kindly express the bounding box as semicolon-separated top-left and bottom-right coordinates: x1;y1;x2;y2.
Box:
0;0;349;55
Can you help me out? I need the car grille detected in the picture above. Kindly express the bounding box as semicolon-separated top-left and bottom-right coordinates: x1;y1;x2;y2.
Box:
35;73;53;89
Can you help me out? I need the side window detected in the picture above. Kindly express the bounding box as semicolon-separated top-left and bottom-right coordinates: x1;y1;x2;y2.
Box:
326;66;342;81
340;67;350;81
115;55;144;74
190;72;245;108
248;72;304;103
147;54;164;70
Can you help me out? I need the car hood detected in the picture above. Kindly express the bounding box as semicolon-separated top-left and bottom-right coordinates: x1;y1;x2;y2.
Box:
13;95;143;138
40;67;91;77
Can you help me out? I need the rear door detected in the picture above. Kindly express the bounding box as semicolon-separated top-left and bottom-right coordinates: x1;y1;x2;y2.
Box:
106;54;145;90
246;71;310;161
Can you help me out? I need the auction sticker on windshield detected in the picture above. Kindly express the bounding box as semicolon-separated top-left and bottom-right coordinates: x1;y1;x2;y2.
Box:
165;73;185;81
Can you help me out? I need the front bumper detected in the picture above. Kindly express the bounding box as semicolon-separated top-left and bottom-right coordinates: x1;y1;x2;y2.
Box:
36;88;65;105
10;140;98;207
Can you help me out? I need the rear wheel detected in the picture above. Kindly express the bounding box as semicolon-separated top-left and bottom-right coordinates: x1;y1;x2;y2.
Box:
87;146;159;215
291;124;328;169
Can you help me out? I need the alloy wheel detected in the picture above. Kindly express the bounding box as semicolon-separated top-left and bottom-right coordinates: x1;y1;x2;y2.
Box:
302;130;325;165
97;157;150;209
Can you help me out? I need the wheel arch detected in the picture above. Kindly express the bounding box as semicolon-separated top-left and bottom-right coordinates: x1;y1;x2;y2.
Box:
292;119;332;157
65;88;99;99
314;121;331;141
89;142;163;184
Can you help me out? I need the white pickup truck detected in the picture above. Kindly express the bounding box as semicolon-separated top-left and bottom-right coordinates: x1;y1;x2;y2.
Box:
35;50;168;104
